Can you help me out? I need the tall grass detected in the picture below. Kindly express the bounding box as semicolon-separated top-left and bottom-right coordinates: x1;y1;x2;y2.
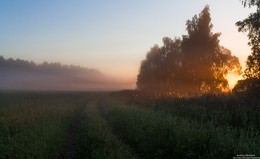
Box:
0;92;87;159
100;95;260;159
1;92;259;159
77;101;136;159
117;92;260;130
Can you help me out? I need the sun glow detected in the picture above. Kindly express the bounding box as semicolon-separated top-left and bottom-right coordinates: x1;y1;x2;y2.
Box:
227;73;242;89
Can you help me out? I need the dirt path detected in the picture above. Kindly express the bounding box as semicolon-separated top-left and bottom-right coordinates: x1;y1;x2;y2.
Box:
61;105;85;159
61;93;136;159
60;93;107;159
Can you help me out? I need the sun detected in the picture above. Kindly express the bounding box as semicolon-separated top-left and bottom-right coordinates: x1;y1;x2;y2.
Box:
226;73;242;89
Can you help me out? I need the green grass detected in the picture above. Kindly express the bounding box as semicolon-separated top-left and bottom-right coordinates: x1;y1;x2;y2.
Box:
77;101;136;159
0;92;87;159
99;95;260;159
0;91;259;159
123;94;260;130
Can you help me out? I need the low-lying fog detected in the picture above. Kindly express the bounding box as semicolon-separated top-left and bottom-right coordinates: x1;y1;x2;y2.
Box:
0;57;134;91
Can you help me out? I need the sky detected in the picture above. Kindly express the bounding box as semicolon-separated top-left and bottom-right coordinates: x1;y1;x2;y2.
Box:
0;0;256;89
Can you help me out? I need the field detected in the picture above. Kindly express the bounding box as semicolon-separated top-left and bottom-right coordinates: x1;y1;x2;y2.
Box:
0;91;259;159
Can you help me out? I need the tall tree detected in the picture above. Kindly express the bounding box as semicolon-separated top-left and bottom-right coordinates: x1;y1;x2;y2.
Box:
136;38;182;93
181;6;242;94
136;6;242;96
236;0;260;78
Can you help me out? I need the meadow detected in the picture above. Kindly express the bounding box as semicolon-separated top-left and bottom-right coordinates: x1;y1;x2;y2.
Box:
0;91;259;159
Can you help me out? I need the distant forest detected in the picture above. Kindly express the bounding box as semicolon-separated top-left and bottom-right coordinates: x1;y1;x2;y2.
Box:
0;56;127;90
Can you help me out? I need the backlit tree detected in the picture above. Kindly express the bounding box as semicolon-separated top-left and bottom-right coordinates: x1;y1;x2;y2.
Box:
137;6;242;96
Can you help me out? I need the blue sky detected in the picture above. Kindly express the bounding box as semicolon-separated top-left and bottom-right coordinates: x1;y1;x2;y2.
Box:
0;0;255;88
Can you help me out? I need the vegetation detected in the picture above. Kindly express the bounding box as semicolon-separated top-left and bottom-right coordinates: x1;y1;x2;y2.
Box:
0;56;120;91
232;78;260;98
104;91;260;158
232;0;260;95
77;101;136;159
0;56;100;73
0;92;86;159
137;6;242;95
0;2;259;159
0;91;259;159
236;0;259;79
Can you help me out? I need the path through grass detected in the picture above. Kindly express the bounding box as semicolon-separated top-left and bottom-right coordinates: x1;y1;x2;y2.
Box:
1;92;259;159
77;100;137;159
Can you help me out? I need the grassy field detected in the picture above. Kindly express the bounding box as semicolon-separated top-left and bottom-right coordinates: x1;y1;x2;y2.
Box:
0;91;259;159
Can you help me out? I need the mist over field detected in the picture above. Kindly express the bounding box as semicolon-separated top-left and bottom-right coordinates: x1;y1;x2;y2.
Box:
0;1;259;158
0;57;133;91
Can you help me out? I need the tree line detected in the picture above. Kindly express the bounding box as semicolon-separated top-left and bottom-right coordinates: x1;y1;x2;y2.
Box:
0;56;100;74
0;56;112;91
137;2;259;96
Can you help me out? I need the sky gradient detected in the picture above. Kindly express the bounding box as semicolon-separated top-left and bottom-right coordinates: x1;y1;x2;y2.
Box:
0;0;256;89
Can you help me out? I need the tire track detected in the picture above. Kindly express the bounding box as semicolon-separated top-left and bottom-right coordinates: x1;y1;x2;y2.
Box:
60;93;99;159
61;105;85;159
96;98;141;159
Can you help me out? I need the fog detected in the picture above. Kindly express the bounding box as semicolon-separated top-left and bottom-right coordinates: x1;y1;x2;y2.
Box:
0;57;133;91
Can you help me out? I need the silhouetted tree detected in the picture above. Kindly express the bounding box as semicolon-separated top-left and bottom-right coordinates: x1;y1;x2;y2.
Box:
137;38;182;93
242;0;259;6
137;6;242;96
233;78;260;98
236;0;260;78
232;0;260;96
181;6;242;94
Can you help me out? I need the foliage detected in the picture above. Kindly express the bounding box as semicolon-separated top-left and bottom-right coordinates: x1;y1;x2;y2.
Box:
239;0;260;7
137;6;242;95
233;78;260;97
136;38;183;93
182;6;242;94
0;92;259;158
236;0;260;78
100;94;260;159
